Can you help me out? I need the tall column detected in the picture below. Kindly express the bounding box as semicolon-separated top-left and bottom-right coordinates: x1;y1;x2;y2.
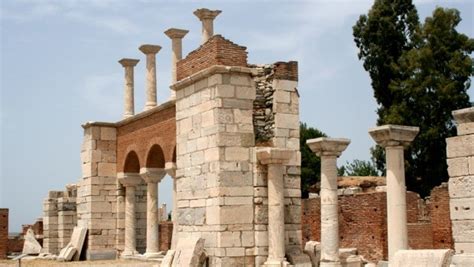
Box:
369;125;419;263
307;138;350;267
140;167;166;258
118;58;139;119
257;148;293;267
164;28;189;97
193;8;221;44
165;162;178;249
117;173;142;257
138;45;161;111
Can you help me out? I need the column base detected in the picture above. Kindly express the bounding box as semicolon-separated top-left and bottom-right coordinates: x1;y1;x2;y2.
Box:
263;258;290;267
144;251;162;259
320;261;342;267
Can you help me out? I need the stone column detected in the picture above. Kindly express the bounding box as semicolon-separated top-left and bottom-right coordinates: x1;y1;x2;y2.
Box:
138;45;161;111
117;173;142;257
307;138;350;267
257;148;293;267
118;58;139;119
165;162;178;249
139;167;166;258
164;28;188;90
369;125;419;263
193;8;221;44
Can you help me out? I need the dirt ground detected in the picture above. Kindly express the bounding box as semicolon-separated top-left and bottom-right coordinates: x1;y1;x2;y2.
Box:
0;259;158;267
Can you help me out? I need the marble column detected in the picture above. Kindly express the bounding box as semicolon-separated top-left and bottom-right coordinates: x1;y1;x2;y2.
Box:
164;28;189;90
118;58;139;119
257;148;293;267
307;138;350;267
369;125;419;263
165;162;178;249
140;167;166;258
193;8;221;44
138;45;161;111
117;172;142;257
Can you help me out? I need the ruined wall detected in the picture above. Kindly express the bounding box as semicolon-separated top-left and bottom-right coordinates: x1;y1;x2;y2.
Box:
0;209;8;259
302;189;451;262
43;191;63;254
447;107;474;254
430;183;453;249
159;221;173;251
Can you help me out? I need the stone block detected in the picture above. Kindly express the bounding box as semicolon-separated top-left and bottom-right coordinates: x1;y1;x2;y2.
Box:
448;158;469;177
177;207;205;225
235;86;256;100
452;220;474;242
162;249;176;267
392;249;453;267
217;231;241;247
100;127;116;141
85;249;117;260
97;163;116;177
457;122;474;136
447;135;474;158
172;237;206;267
70;226;87;261
469;157;474;175
304;241;321;267
226;247;245;257
22;229;42;255
230;74;253;86
225;147;249;161
220;205;253;224
275;113;299;130
450;198;474;220
449;176;474;199
272;79;297;91
450;254;474;266
454;243;474;254
215;84;235;98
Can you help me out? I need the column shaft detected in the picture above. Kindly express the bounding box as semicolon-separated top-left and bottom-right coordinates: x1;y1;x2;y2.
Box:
320;155;340;265
145;53;157;110
386;146;408;261
267;163;286;262
124;66;134;118
124;185;137;255
201;19;213;44
146;182;159;254
171;38;182;84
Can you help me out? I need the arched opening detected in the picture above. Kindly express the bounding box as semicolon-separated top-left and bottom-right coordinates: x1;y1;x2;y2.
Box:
145;144;165;168
124;151;140;173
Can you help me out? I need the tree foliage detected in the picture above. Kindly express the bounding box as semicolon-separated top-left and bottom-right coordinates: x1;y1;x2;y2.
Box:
342;159;380;176
300;122;326;198
354;1;474;196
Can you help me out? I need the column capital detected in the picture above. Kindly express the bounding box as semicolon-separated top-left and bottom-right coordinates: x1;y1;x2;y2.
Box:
306;137;350;157
193;8;221;21
139;168;166;184
369;124;419;148
257;147;294;165
164;28;189;39
139;44;162;55
117;172;142;187
165;162;177;178
118;58;139;67
452;107;474;124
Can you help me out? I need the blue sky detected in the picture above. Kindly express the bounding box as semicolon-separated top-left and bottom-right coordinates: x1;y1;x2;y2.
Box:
1;0;473;232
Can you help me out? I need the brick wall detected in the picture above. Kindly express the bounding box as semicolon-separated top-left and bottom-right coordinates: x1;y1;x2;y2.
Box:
176;35;247;81
273;61;298;81
0;209;8;259
159;221;173;252
302;190;452;262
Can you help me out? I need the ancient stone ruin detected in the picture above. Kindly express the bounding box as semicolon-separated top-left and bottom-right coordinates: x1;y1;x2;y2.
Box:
1;7;473;267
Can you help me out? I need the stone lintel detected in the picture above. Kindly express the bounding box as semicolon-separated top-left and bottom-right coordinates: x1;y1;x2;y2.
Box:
453;107;474;124
164;28;189;39
170;65;257;92
257;147;294;165
193;8;221;21
165;162;177;177
81;121;116;129
369;124;419;148
139;167;166;184
306;137;350;157
117;172;142;187
139;44;162;55
118;58;140;67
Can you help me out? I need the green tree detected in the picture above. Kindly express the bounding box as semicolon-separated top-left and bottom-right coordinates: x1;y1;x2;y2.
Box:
300;122;326;198
354;3;474;196
342;159;380;176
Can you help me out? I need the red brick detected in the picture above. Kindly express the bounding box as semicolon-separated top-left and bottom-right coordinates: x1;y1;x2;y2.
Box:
0;209;8;259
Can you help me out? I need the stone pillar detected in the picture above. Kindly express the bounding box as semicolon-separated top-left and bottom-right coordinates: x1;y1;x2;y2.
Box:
118;58;139;119
165;162;178;249
193;8;221;44
257;148;294;267
139;168;166;258
138;45;161;110
118;173;142;257
307;138;350;267
164;28;188;92
369;125;419;262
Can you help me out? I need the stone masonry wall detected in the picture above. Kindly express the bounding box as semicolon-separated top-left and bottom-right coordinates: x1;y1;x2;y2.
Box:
302;190;451;262
251;64;275;142
0;209;8;259
77;124;118;260
43;191;63;254
446;109;474;254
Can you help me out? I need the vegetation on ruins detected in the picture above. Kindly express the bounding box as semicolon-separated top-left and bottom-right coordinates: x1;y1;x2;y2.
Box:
300;123;326;198
353;0;474;196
